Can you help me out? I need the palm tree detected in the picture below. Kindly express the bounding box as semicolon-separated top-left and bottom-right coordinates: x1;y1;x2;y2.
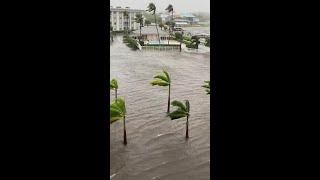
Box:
110;78;118;101
175;32;183;52
150;68;171;113
147;3;161;45
165;4;173;44
123;11;129;34
134;13;143;41
110;98;127;145
168;100;190;139
202;81;210;94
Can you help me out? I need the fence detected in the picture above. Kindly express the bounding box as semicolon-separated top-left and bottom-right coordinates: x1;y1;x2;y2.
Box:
141;45;181;51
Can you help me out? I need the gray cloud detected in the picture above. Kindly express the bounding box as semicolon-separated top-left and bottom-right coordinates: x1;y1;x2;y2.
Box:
110;0;210;13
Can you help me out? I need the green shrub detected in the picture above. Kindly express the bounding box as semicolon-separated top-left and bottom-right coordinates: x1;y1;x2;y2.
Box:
183;36;192;41
182;40;191;45
122;35;138;49
186;43;197;48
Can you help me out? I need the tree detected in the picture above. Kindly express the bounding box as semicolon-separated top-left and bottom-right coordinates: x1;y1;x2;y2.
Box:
110;78;118;101
145;20;151;27
191;36;201;51
147;3;161;45
123;11;129;34
150;68;171;113
205;36;210;47
110;31;113;42
168;100;190;139
175;32;183;52
135;13;144;41
165;4;174;45
202;81;210;94
159;22;164;30
110;98;127;145
164;26;167;31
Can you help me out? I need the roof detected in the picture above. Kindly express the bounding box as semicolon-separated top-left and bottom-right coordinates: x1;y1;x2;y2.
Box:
131;27;169;35
110;8;144;12
181;13;196;18
175;22;188;25
175;19;189;22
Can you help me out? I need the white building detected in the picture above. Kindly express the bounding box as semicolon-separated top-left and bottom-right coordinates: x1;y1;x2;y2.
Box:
130;26;170;42
110;6;145;31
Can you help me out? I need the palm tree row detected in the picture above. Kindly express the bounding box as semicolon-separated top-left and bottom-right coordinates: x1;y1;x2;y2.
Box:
145;3;176;46
110;68;210;145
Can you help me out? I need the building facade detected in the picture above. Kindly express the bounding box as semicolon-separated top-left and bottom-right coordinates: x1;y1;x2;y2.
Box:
130;27;170;42
110;6;145;31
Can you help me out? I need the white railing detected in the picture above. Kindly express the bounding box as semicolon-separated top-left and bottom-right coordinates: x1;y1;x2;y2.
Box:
141;45;180;51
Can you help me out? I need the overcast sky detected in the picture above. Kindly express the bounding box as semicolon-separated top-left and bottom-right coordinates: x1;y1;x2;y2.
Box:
110;0;210;13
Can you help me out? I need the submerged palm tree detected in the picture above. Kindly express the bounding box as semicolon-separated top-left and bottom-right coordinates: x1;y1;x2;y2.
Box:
147;3;160;45
202;81;210;94
110;78;118;101
134;13;143;41
150;68;171;113
165;4;173;44
168;100;190;139
110;98;127;144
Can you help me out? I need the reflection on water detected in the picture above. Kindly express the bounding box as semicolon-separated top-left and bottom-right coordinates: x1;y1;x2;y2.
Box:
110;34;210;180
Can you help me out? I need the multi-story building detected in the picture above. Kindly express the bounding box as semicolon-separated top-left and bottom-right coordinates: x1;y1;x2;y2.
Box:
110;6;145;31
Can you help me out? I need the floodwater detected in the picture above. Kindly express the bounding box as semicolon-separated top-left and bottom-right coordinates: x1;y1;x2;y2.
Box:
110;33;210;180
182;27;210;35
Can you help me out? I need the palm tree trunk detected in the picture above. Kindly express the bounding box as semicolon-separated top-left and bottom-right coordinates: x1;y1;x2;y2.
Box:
180;42;182;52
186;115;189;139
167;85;170;113
172;10;174;31
140;26;142;41
115;89;117;102
123;116;127;145
154;14;161;46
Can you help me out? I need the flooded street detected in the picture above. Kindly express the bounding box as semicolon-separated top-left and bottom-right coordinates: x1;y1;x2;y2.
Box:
110;34;210;180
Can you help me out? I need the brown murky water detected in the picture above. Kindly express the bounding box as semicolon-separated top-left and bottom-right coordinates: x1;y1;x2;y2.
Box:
110;34;210;180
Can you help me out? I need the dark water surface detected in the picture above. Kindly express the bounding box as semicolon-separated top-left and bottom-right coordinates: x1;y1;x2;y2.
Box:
110;35;210;180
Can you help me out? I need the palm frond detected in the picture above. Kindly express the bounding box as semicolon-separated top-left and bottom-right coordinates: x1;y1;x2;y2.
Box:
154;74;169;82
110;117;120;124
171;100;187;111
168;109;187;120
115;98;126;115
185;100;190;113
150;80;169;86
162;68;170;82
110;98;126;124
202;81;210;95
110;78;118;89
